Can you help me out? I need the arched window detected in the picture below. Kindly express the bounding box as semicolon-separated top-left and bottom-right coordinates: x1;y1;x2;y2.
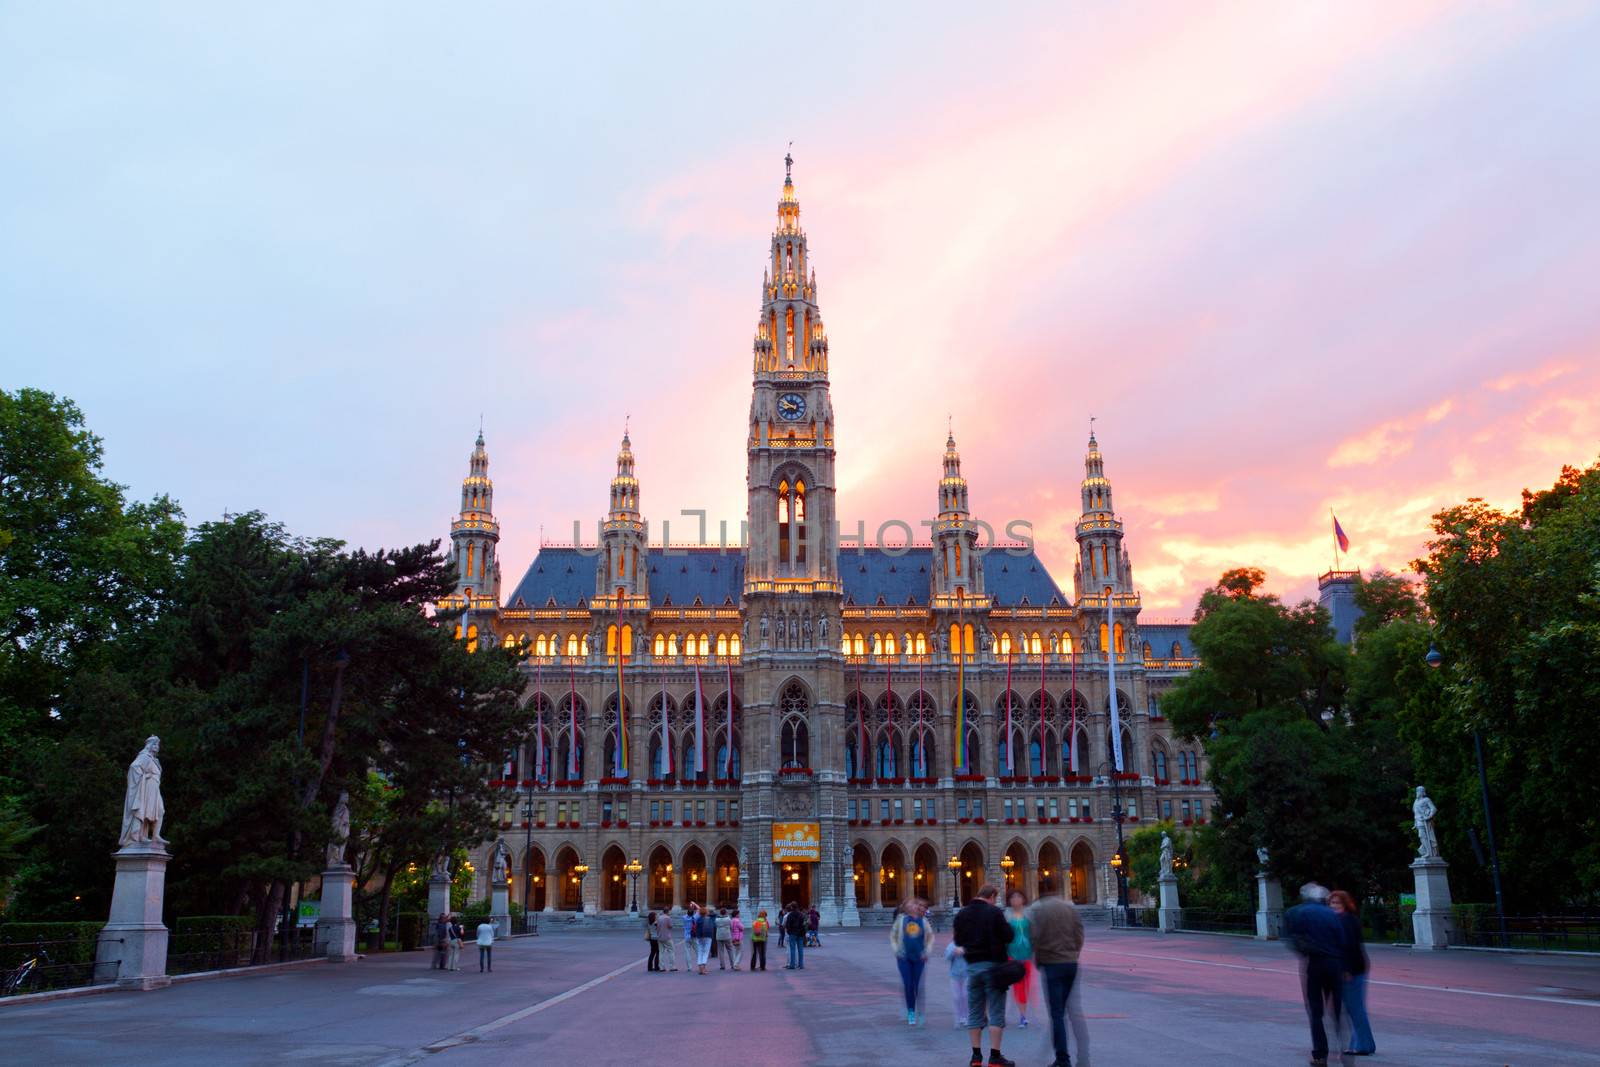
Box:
779;682;810;769
871;632;882;656
948;624;960;656
963;624;975;655
667;633;679;657
730;634;742;656
606;624;618;656
1143;641;1153;659
1113;622;1126;654
620;623;633;658
653;633;665;657
566;633;579;657
1153;748;1168;781
876;734;897;778
997;631;1013;656
536;634;549;657
712;691;741;779
647;692;674;779
716;633;729;657
883;632;898;656
853;632;866;656
466;624;479;654
1172;640;1183;658
557;693;586;781
914;632;927;656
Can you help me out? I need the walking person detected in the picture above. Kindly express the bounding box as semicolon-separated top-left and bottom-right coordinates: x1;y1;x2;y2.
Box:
806;905;822;947
783;901;808;969
729;908;744;971
646;910;661;971
1027;880;1086;1067
891;897;933;1025
476;917;496;973
750;909;769;972
447;915;464;972
945;939;969;1030
1284;882;1351;1067
953;883;1016;1067
683;902;697;973
1005;890;1035;1028
432;912;450;971
656;907;678;972
694;903;715;975
1329;891;1376;1057
715;907;733;970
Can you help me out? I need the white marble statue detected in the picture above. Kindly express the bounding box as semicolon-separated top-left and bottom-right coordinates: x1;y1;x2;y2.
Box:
118;736;167;847
325;790;350;867
1256;847;1270;868
1413;785;1440;859
1159;832;1174;877
492;843;508;883
431;852;450;878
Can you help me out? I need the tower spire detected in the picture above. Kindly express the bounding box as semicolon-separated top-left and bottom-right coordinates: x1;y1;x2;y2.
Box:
597;426;649;602
449;427;501;611
932;428;983;601
752;152;828;378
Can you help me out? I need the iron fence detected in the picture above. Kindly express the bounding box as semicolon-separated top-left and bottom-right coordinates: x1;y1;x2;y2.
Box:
1178;910;1256;935
166;926;257;975
1455;913;1600;953
1;936;109;996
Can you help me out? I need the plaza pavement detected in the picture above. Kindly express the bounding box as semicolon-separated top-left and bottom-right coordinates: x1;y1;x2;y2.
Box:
3;926;1599;1066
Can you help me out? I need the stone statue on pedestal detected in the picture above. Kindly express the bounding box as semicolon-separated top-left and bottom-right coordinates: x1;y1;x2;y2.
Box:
119;736;167;848
817;615;828;643
492;843;509;883
431;853;450;878
1160;832;1174;877
1413;786;1440;859
325;790;350;867
1256;847;1270;868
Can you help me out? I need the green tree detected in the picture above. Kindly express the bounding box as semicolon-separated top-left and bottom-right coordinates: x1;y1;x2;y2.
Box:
0;388;184;790
1409;460;1600;906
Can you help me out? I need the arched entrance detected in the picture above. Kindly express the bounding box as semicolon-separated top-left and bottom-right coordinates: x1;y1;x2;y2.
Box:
779;861;810;909
648;845;674;910
1003;841;1028;900
879;842;907;909
555;846;583;910
1070;840;1095;904
913;843;938;904
958;842;985;905
1037;841;1063;897
713;844;739;910
852;843;872;907
602;844;628;911
523;845;547;912
680;845;707;909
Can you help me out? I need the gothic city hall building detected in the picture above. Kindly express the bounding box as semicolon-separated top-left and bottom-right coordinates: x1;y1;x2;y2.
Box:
446;160;1210;922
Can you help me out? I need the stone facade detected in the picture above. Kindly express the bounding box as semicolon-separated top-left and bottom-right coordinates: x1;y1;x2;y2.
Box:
450;159;1212;918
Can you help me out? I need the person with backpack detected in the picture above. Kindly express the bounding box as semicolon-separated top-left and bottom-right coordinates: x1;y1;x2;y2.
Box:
953;883;1016;1067
782;902;808;969
749;909;769;972
891;897;934;1025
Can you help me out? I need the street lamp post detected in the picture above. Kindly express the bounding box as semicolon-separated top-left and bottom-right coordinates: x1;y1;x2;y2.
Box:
573;862;589;913
1000;854;1015;896
1109;768;1131;926
1425;644;1509;947
946;856;962;910
626;859;643;912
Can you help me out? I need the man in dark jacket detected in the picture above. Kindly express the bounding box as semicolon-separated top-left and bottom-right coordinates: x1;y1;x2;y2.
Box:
782;902;809;969
1283;882;1351;1067
953;884;1015;1067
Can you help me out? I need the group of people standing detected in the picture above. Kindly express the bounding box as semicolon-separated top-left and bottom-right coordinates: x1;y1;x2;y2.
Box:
430;912;499;974
644;902;819;974
1284;884;1377;1066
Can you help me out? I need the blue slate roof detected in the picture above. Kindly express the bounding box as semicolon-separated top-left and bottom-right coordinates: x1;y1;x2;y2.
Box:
1140;622;1196;658
506;545;1068;609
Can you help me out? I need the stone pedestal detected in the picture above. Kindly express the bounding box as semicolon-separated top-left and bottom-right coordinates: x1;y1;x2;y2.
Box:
840;872;861;927
490;879;510;938
96;843;172;989
1411;857;1454;949
314;864;358;961
737;875;752;921
1255;873;1284;940
1157;873;1182;932
426;873;451;940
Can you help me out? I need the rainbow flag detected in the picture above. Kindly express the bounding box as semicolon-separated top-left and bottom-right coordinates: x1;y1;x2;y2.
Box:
615;624;629;777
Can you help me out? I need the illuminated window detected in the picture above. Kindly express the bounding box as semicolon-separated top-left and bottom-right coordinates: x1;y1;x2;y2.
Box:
654;634;665;657
668;633;678;657
566;633;579;657
785;306;795;363
730;634;741;656
503;633;515;650
949;624;960;656
853;632;866;656
466;624;478;654
884;632;898;656
716;633;729;657
1114;622;1126;654
998;632;1012;656
580;634;589;656
1028;632;1042;654
620;624;633;658
536;634;548;657
1099;623;1109;651
963;625;975;655
607;625;618;656
698;633;710;657
914;632;927;656
466;542;474;576
871;632;882;656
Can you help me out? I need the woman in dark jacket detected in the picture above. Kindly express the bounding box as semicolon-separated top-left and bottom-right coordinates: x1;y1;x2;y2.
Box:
1329;890;1375;1056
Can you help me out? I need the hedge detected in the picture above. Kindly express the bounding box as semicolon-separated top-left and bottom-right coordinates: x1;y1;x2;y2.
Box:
0;921;102;967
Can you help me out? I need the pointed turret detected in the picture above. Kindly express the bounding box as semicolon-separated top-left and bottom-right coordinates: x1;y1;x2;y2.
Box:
449;428;501;619
751;153;829;379
931;428;985;603
1074;428;1134;600
596;425;649;604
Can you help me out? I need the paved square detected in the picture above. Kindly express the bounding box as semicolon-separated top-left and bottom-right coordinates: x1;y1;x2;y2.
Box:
5;929;1599;1066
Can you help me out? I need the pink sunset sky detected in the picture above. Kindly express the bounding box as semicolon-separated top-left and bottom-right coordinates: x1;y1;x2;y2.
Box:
3;3;1598;616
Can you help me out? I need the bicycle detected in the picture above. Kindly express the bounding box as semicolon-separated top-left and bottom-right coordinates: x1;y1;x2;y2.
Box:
3;948;52;996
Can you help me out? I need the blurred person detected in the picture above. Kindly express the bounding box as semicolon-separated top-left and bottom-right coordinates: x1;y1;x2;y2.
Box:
1329;890;1375;1057
954;883;1016;1067
1284;882;1351;1067
1027;880;1085;1067
1005;889;1035;1028
891;897;933;1024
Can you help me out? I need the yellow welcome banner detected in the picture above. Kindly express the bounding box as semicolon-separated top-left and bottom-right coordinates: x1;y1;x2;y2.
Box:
771;822;820;862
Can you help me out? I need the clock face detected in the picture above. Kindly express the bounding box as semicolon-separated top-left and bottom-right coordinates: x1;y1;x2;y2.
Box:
777;392;807;421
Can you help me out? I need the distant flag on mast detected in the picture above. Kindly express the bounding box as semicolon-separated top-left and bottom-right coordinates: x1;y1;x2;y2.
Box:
693;663;706;777
724;660;736;781
1333;513;1351;554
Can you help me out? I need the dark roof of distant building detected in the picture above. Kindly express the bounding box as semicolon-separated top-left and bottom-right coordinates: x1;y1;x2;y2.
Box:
1139;622;1196;658
506;545;1069;609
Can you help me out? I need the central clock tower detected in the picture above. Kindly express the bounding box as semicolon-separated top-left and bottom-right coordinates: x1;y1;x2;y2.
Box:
741;155;849;924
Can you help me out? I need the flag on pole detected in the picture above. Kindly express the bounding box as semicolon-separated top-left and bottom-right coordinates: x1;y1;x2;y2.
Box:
1333;513;1350;553
724;660;736;780
915;652;926;779
693;663;706;777
615;622;629;778
885;658;893;777
855;665;866;779
567;662;579;781
1004;644;1015;776
534;664;545;782
1069;643;1078;775
1040;634;1047;779
1108;595;1124;772
660;676;672;779
954;630;967;774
